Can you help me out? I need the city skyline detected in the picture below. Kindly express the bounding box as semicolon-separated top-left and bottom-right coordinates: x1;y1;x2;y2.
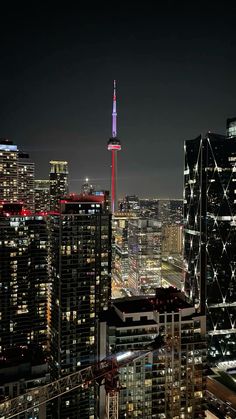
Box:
1;3;236;418
1;3;236;197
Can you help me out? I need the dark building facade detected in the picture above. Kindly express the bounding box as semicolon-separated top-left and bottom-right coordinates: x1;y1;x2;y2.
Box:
184;132;236;363
0;346;49;419
35;179;50;213
49;160;69;211
50;193;111;418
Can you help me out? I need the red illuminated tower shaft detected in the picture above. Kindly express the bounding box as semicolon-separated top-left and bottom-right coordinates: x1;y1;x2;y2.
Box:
107;80;121;213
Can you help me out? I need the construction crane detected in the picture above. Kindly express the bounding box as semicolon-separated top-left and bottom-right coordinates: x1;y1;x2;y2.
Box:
0;336;164;419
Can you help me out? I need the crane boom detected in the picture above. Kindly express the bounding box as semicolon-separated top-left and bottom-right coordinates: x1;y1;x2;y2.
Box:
0;348;158;419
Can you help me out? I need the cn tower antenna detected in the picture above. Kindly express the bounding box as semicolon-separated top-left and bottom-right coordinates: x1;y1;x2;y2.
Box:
112;79;117;138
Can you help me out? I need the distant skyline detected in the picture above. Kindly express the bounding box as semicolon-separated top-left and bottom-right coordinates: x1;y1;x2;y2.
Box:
1;2;236;198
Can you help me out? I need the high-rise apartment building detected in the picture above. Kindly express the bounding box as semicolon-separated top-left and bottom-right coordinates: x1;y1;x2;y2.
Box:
128;218;162;294
120;195;140;214
99;287;206;418
0;203;49;353
81;177;95;195
49;160;68;211
35;179;50;213
113;212;137;289
184;131;236;363
162;223;183;256
0;139;18;203
227;117;236;138
49;193;111;418
158;199;171;223
169;199;183;223
139;198;159;218
157;199;183;224
139;199;183;223
18;152;35;212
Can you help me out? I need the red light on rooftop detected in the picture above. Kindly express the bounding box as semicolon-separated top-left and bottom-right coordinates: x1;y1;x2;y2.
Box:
20;209;32;216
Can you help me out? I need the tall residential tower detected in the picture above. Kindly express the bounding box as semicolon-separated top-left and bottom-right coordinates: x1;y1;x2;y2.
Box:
50;193;111;418
18;152;35;213
0;139;18;203
0;203;49;352
107;80;121;213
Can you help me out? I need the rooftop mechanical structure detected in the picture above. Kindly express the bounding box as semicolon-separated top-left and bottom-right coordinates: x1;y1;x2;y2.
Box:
107;80;121;213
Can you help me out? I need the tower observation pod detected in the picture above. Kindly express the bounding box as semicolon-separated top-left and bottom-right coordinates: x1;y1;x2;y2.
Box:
107;80;121;213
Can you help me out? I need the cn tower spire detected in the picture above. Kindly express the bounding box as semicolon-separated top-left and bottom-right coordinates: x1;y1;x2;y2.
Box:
107;80;121;213
112;79;117;138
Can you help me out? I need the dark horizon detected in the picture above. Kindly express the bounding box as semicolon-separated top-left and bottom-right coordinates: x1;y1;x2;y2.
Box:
1;2;236;198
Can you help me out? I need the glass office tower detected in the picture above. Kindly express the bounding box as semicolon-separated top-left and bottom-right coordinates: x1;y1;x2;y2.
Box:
184;132;236;363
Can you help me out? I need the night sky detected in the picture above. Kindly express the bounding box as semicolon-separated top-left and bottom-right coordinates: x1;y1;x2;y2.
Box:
1;2;236;198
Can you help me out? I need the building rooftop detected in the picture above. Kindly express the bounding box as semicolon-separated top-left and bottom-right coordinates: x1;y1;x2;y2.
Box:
227;116;236;125
60;193;106;204
0;202;32;217
101;288;194;327
100;306;157;327
113;287;191;315
0;139;14;145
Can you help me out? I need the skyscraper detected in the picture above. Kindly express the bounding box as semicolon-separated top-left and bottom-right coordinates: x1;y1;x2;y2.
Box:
128;218;162;294
0;139;18;203
0;203;49;353
18;152;35;212
184;132;236;363
49;160;68;211
81;177;95;195
35;179;50;213
50;193;111;418
0;203;50;418
112;212;138;290
107;80;121;213
120;195;140;214
162;223;183;256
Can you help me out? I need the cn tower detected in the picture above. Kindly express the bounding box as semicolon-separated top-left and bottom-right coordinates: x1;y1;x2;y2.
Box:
107;80;121;213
